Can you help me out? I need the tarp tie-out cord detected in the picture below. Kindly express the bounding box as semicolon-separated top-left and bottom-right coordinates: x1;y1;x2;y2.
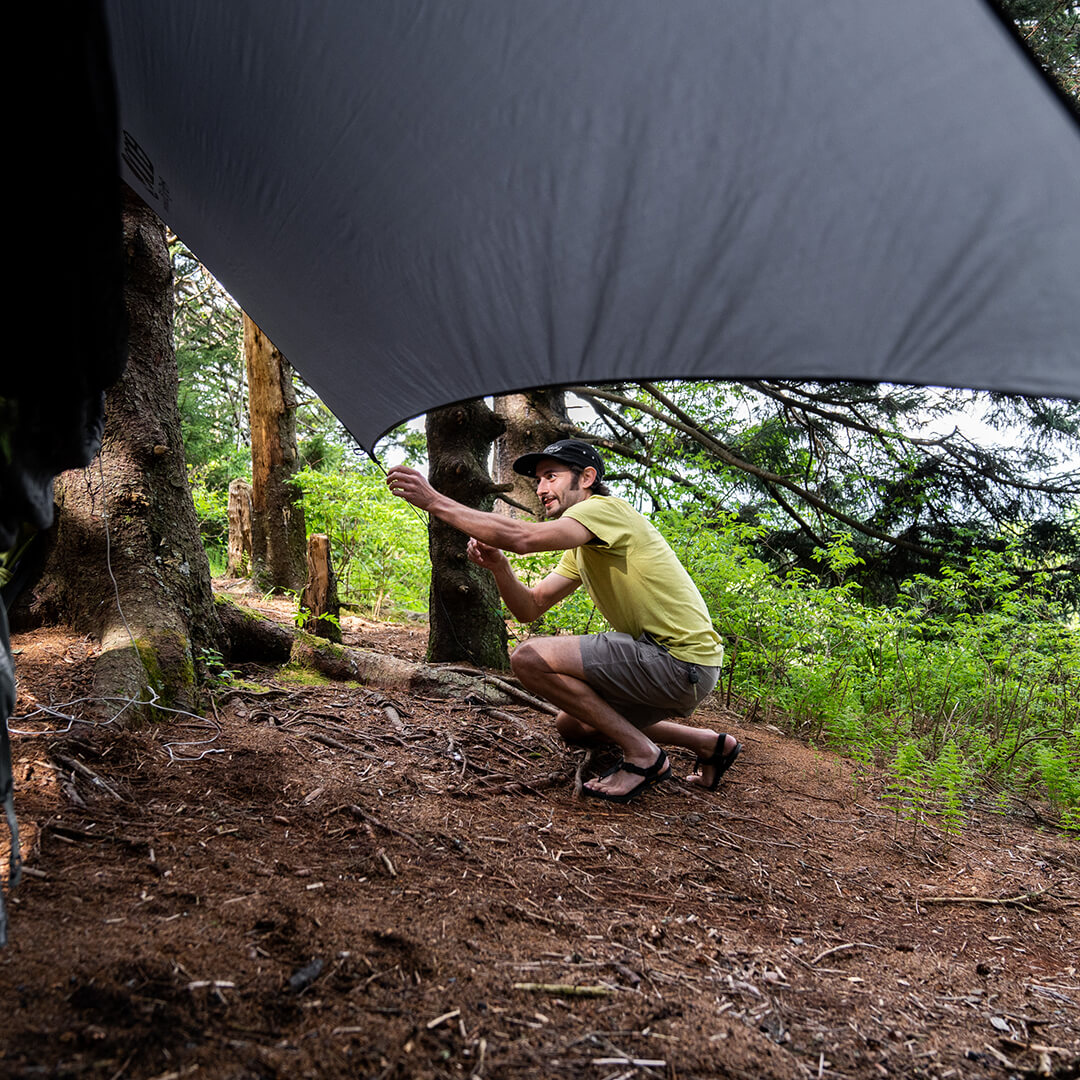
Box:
367;450;510;698
9;456;226;761
1;455;230;944
1;601;23;948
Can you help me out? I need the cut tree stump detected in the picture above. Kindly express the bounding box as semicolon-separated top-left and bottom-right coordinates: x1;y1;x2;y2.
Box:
226;479;253;577
299;534;341;643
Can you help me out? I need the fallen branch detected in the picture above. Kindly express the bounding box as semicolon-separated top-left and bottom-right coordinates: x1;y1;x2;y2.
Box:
345;805;423;848
512;983;613;997
216;596;517;705
51;753;124;801
919;889;1049;911
474;676;559;715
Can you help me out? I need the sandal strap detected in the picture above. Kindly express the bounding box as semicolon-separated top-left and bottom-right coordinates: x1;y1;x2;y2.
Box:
620;749;667;779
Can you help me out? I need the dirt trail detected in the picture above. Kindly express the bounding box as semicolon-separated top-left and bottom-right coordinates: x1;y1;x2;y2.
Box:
2;610;1077;1079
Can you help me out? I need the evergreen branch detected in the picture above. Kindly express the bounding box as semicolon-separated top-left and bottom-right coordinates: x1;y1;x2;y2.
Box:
580;382;939;556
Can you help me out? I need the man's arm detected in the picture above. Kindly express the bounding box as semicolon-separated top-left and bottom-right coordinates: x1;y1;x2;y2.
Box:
466;538;579;622
387;465;591;554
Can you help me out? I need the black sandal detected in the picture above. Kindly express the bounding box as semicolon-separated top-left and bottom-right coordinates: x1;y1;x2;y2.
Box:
584;749;671;804
692;734;741;791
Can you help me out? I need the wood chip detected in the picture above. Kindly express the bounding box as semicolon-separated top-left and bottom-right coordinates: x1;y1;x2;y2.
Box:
593;1058;667;1068
426;1008;461;1029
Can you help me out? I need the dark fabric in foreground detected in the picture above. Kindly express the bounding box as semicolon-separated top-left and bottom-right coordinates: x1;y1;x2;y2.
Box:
1;0;127;945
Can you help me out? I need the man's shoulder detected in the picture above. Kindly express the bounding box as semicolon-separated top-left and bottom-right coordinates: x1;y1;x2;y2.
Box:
563;495;650;546
567;495;638;520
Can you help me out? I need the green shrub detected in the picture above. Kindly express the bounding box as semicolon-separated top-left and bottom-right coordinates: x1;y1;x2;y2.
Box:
294;464;429;615
654;509;1079;827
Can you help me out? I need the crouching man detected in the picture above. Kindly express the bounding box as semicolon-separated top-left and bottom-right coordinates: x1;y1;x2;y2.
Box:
387;440;740;802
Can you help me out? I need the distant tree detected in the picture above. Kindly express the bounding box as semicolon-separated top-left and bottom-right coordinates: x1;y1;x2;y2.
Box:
171;243;248;489
996;0;1079;106
243;316;307;593
492;390;569;518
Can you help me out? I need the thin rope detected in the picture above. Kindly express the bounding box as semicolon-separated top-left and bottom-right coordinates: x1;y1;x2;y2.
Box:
9;456;224;762
366;448;506;700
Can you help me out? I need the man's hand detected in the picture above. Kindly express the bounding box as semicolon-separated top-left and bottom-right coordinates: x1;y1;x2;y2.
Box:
466;537;509;572
386;465;439;512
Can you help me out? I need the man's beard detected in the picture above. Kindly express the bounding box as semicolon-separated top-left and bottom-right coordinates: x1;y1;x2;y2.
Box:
543;474;579;518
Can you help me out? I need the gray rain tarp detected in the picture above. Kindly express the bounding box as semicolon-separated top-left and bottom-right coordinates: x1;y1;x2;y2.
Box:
106;1;1080;450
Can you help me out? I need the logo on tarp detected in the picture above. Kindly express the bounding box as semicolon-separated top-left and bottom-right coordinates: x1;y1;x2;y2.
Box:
122;132;171;211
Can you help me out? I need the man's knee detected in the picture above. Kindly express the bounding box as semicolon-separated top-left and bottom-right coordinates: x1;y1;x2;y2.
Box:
510;639;549;681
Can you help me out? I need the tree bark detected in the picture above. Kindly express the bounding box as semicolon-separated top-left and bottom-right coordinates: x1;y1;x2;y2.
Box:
425;401;509;668
15;190;222;718
299;534;341;642
492;390;570;518
243;315;307;593
226;478;253;576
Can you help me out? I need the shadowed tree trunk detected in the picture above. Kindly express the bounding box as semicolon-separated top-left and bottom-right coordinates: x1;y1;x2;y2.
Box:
493;390;570;518
16;190;221;718
425;401;509;668
243;315;306;593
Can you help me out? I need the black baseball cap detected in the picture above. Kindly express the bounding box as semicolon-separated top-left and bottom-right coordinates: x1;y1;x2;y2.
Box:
513;439;605;480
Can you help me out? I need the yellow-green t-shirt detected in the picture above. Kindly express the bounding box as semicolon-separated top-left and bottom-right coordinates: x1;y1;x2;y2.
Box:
553;496;724;666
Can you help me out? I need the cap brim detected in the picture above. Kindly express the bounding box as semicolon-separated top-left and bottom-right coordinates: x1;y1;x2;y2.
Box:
512;452;548;478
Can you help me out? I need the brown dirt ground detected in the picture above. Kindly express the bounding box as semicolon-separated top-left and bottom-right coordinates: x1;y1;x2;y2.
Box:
2;596;1078;1080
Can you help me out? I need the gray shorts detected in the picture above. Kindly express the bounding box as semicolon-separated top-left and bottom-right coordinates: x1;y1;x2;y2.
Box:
579;632;719;729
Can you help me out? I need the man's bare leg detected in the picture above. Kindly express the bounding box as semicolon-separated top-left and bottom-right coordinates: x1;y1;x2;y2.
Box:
558;713;737;788
511;637;669;798
642;721;739;788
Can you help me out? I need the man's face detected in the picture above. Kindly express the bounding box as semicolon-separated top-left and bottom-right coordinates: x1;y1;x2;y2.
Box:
534;458;592;518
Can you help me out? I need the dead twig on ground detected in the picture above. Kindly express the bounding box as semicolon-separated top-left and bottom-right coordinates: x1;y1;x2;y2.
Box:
574;749;596;799
51;753;124;800
918;888;1051;912
809;942;884;965
512;983;613;997
344;805;423;848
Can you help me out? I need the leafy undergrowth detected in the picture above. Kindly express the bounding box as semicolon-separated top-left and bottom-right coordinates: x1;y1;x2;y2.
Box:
2;612;1078;1080
666;525;1080;835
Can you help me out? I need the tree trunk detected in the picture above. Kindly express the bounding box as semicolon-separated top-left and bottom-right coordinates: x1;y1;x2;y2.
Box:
425;401;509;668
492;390;570;518
299;534;341;642
226;479;253;576
15;190;222;718
243;315;306;593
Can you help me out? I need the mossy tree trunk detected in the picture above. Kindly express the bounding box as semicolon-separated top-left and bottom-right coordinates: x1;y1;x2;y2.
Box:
18;190;222;718
425;401;509;668
243;315;307;593
492;390;570;519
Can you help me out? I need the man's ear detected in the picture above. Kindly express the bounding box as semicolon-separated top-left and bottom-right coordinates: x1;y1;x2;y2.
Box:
580;466;597;490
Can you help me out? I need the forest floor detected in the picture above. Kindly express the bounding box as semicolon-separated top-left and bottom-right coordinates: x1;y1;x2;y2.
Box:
2;589;1078;1080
